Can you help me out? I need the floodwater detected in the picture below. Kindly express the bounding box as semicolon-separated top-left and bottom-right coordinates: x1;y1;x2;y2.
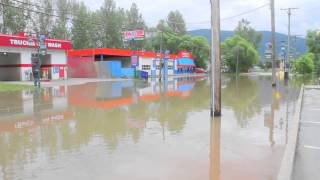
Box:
0;75;307;180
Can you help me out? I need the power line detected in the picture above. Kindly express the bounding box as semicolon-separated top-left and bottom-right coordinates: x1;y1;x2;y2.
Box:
281;7;299;79
221;3;269;21
11;0;71;15
166;3;270;26
0;1;105;28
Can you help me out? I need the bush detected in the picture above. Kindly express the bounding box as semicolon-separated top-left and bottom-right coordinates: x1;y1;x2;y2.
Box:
221;35;259;73
292;53;315;74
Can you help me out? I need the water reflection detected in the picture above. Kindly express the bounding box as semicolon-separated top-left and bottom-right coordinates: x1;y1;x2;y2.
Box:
210;117;221;180
222;76;260;126
0;76;211;179
0;75;308;180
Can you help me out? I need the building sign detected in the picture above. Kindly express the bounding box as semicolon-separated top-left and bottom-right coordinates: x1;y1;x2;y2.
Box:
0;34;72;50
131;55;139;67
10;39;36;47
123;30;145;41
177;51;193;59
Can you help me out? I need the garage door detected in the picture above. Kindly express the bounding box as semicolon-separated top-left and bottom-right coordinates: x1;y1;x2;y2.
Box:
0;52;21;81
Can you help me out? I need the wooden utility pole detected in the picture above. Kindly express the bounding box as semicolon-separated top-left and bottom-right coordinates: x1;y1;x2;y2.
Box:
236;47;240;75
210;0;221;117
0;3;4;33
271;0;276;87
281;8;298;80
159;31;163;82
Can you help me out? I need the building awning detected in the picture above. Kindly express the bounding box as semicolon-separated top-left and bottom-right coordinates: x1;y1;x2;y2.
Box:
177;58;195;67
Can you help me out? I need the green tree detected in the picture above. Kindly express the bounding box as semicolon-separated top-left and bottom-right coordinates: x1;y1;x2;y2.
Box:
51;0;70;39
37;0;53;36
71;1;91;49
100;0;124;48
292;53;315;74
167;10;186;35
222;35;259;72
306;30;320;73
235;19;262;50
89;11;104;48
148;18;209;69
1;0;28;34
178;35;210;69
125;3;145;30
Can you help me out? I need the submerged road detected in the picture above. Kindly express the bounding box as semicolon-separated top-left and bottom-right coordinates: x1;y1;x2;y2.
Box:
293;86;320;180
0;75;308;180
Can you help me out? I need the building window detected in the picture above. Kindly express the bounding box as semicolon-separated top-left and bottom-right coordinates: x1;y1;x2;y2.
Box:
168;66;173;70
156;65;160;70
142;65;151;70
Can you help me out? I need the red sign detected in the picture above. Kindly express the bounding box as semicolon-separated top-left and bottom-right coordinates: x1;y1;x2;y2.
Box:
123;30;145;41
177;51;193;59
0;34;72;50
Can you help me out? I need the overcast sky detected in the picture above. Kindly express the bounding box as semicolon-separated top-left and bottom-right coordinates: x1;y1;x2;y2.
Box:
83;0;320;36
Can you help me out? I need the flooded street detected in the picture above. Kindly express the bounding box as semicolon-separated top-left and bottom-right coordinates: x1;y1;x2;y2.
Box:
0;75;305;180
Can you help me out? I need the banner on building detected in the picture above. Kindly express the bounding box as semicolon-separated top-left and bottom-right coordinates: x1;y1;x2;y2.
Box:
123;30;145;41
0;34;72;50
131;55;139;67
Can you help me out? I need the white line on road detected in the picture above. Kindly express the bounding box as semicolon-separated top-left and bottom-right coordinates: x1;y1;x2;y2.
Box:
300;121;320;125
304;145;320;150
308;108;320;111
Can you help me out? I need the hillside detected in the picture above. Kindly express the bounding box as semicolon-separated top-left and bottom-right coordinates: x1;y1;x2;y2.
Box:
189;29;307;58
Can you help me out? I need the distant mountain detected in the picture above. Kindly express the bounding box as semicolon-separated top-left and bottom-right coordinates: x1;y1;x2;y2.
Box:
189;29;307;58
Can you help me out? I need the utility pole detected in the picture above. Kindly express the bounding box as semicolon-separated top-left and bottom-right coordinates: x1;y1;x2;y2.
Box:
0;2;4;33
281;8;298;80
270;0;276;87
293;35;302;59
236;47;240;75
210;0;221;117
159;31;163;82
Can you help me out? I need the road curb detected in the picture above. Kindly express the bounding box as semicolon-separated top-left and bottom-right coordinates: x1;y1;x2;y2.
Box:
277;84;304;180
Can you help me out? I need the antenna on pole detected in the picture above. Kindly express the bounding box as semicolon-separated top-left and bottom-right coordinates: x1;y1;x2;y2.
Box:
270;0;277;87
281;8;299;80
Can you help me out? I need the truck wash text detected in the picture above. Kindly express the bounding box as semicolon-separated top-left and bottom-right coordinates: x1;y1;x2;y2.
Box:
9;39;62;49
10;39;36;47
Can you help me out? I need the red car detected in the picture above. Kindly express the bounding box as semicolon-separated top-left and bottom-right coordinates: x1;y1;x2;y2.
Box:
194;68;207;73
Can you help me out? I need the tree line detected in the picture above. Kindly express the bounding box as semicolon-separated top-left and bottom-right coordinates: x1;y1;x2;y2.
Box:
0;0;212;68
292;30;320;74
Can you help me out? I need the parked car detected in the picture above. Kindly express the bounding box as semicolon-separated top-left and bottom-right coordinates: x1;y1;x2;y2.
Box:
194;68;207;74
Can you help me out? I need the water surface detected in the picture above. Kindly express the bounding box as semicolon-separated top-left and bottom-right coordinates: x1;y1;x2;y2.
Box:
0;75;304;180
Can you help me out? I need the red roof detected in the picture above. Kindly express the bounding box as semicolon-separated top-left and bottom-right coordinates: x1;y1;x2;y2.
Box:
68;48;179;59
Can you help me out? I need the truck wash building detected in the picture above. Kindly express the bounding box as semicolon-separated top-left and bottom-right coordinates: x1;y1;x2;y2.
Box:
67;48;195;78
0;33;72;81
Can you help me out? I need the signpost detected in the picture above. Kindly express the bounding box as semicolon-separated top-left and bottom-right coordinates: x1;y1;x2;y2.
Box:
264;42;273;63
123;29;145;78
30;34;47;87
131;54;139;67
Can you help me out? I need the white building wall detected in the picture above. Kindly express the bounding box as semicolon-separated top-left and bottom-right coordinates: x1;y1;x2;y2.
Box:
0;47;67;81
49;50;67;80
138;57;153;75
168;60;174;75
